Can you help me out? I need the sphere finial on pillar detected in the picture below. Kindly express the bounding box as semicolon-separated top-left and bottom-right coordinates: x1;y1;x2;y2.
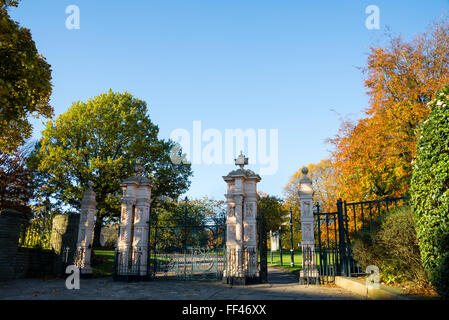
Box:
300;166;311;184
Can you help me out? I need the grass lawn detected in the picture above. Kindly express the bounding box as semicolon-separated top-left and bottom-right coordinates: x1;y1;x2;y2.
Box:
267;250;303;275
92;250;115;277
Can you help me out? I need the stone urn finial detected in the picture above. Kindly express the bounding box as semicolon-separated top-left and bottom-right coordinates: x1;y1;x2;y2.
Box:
134;161;145;176
235;151;249;169
87;180;94;189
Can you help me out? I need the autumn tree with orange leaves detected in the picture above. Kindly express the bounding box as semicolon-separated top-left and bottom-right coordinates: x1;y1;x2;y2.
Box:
284;18;449;239
329;18;449;202
284;159;338;213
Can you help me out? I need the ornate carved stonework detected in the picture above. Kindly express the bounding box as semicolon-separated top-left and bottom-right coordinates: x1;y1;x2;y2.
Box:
76;181;97;275
245;203;254;219
302;200;312;216
117;164;154;277
302;223;313;240
227;205;236;217
223;152;261;281
244;225;254;242
298;167;317;281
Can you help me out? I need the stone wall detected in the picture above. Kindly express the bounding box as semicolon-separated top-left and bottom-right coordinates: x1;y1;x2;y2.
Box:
0;211;81;281
14;248;57;278
0;209;23;281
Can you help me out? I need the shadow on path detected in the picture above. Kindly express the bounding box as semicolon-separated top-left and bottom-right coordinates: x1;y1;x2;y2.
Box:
267;266;299;285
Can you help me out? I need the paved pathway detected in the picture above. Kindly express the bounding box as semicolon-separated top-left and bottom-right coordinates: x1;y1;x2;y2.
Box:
266;266;299;284
0;267;362;300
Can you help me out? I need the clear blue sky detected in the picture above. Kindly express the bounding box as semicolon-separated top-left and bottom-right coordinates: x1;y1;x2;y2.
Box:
9;0;449;201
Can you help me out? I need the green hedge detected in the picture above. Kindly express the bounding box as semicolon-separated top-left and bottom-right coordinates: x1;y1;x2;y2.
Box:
351;206;428;285
411;85;449;298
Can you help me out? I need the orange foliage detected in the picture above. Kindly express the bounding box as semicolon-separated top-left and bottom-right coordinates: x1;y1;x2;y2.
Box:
284;159;338;213
329;19;449;201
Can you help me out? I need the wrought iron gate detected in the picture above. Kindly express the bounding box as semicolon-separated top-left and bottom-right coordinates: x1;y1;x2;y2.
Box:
147;206;226;281
314;196;410;283
113;205;226;281
258;211;268;282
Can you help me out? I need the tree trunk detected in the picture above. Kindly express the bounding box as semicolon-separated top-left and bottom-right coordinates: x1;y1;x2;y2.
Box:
93;216;103;249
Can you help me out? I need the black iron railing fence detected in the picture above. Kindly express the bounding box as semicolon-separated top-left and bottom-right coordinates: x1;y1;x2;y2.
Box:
113;248;143;281
341;196;410;276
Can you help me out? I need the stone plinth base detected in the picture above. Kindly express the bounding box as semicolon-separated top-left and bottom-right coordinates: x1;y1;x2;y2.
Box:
299;269;320;284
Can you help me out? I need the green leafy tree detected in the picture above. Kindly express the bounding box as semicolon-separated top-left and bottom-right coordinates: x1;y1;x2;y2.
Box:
0;0;53;153
150;197;226;250
258;194;287;232
29;90;192;247
411;85;449;298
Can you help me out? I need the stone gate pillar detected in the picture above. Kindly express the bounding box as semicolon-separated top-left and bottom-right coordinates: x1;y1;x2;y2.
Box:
117;164;153;277
223;152;261;284
75;181;96;276
298;167;318;283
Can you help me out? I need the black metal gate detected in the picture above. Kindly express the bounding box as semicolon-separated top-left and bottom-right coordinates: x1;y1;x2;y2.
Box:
147;207;226;281
314;196;410;283
314;204;341;284
258;212;268;282
113;204;226;281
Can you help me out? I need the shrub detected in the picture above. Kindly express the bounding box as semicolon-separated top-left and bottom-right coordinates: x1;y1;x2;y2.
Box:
411;85;449;298
352;206;428;286
351;217;383;273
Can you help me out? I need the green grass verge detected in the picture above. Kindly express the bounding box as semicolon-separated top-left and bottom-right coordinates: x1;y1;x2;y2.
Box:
92;250;115;277
267;250;303;276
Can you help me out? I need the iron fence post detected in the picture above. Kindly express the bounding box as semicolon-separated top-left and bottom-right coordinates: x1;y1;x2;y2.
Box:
258;212;262;281
315;202;323;282
289;208;294;268
343;200;352;277
183;198;188;280
278;226;282;266
336;199;347;276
